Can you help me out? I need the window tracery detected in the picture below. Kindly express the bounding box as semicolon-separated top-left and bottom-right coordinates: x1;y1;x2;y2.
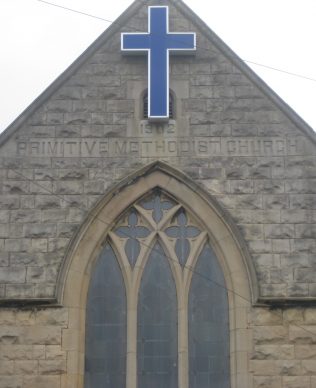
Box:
85;189;230;388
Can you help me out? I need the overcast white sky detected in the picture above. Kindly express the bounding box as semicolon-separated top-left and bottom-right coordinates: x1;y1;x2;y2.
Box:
1;0;316;132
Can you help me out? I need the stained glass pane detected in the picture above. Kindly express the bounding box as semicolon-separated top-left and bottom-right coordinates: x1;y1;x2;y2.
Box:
137;243;178;388
84;244;126;388
115;210;150;267
189;244;230;388
141;191;174;223
165;209;200;266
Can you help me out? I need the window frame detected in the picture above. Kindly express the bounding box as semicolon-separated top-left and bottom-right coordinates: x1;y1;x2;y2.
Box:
61;167;255;388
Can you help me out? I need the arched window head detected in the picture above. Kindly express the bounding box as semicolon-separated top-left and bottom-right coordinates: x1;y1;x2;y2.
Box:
84;189;230;388
143;90;175;119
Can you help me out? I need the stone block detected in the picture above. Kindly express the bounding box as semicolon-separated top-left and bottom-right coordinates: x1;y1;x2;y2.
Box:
272;239;291;253
2;181;29;195
253;254;280;267
251;308;283;326
281;253;310;268
46;113;63;125
270;268;293;284
0;210;10;223
263;195;289;209
5;284;34;298
0;224;9;238
0;253;9;266
275;359;302;375
287;283;309;297
252;345;294;360
14;360;38;375
291;239;316;254
295;345;316;359
0;267;26;284
294;269;316;283
83;180;105;194
0;376;23;388
31;239;48;252
36;309;68;326
260;284;287;298
248;240;272;254
302;360;316;374
286;179;316;194
253;326;288;344
295;224;316;239
230;180;254;194
281;210;311;223
289;326;316;344
45;345;67;360
282;376;311;388
26;267;46;283
57;223;79;238
264;224;295;239
23;224;56;239
53;181;83;195
39;360;67;375
254;180;284;194
4;239;32;252
45;100;72;113
290;195;316;209
63;113;90;125
0;360;14;375
249;360;278;375
35;195;61;210
238;224;264;239
10;210;42;224
47;238;70;253
304;310;316;324
23;376;60;388
41;210;67;223
58;170;87;181
253;376;281;388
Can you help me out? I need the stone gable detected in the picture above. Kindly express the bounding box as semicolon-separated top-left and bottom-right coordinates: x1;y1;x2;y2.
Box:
0;0;316;387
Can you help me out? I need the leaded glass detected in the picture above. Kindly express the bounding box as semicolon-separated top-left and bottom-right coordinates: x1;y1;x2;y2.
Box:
140;191;174;223
137;243;178;388
84;244;126;388
189;244;230;388
165;210;200;266
115;210;150;267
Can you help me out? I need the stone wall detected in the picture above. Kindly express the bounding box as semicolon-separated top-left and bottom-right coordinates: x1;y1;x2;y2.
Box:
0;306;316;388
0;0;315;386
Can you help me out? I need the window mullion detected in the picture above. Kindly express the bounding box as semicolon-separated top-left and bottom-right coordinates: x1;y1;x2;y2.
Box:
178;290;189;388
126;291;137;388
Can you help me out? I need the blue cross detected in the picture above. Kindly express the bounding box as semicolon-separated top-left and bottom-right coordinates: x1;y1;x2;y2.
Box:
121;6;196;120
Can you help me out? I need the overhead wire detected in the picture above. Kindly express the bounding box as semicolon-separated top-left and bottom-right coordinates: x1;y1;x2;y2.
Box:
7;167;316;339
1;0;312;338
35;0;316;83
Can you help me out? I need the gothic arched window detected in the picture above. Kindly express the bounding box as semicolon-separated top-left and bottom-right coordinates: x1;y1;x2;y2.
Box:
84;189;230;388
143;91;175;119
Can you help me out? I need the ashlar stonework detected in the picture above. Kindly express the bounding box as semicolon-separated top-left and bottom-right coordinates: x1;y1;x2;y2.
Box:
0;0;315;387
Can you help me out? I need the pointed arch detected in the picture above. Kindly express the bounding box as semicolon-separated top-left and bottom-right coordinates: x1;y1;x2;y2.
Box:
60;161;256;387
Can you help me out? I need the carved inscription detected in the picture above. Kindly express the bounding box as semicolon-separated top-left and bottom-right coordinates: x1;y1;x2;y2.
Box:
16;137;304;157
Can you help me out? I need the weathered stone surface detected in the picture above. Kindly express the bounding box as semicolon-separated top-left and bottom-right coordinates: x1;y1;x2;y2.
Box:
282;376;311;388
253;326;288;344
0;1;315;385
253;376;282;388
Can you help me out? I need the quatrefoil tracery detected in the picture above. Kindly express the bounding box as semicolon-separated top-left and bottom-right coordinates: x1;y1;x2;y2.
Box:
111;191;202;268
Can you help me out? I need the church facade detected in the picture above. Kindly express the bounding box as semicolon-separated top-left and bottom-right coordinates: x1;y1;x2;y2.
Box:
0;0;316;387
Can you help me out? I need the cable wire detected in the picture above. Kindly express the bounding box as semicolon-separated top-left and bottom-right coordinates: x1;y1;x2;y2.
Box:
7;166;316;339
35;0;316;83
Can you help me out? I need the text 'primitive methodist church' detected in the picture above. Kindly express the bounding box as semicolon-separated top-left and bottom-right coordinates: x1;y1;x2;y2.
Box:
0;1;316;387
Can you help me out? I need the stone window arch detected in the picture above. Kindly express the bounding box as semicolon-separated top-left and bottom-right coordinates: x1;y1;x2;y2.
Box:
84;189;230;387
60;163;256;388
